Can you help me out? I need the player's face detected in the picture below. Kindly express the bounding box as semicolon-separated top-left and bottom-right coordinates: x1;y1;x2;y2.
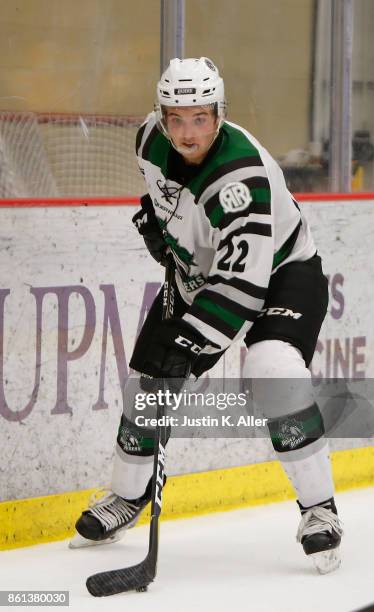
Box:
165;106;219;164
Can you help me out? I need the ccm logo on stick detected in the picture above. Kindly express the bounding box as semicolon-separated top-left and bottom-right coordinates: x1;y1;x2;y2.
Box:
175;335;202;353
155;444;166;508
258;307;303;320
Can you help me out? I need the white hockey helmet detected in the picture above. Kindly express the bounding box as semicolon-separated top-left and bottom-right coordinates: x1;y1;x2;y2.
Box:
155;57;226;137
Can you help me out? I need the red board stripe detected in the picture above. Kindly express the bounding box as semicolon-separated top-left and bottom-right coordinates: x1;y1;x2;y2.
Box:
0;193;373;207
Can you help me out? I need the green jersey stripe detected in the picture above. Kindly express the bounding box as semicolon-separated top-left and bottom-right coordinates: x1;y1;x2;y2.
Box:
210;206;225;227
188;303;240;340
272;221;302;269
193;296;245;330
251;187;271;204
189;122;264;199
142;127;169;175
201;289;259;322
194;155;263;201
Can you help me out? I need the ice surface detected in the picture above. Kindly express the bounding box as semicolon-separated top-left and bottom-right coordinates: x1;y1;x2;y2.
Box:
1;487;374;612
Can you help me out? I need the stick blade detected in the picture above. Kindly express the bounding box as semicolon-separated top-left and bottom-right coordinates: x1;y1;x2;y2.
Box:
86;559;154;597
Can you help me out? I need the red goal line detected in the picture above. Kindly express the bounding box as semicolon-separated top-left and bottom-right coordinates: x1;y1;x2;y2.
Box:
0;193;373;207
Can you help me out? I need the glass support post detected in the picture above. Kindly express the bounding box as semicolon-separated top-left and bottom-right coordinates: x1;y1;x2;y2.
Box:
330;0;353;192
160;0;185;75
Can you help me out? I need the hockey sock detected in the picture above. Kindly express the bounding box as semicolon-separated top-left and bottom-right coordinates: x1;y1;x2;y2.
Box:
111;373;171;500
268;404;334;507
111;413;157;500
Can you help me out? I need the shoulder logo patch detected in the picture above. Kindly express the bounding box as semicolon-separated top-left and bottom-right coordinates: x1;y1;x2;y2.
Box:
219;182;252;213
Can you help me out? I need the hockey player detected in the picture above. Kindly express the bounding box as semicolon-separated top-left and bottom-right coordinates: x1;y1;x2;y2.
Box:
71;57;343;574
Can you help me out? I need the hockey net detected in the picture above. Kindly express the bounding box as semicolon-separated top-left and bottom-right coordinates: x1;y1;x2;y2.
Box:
0;111;146;198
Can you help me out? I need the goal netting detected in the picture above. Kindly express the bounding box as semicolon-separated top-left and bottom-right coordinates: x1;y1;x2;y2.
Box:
0;112;145;198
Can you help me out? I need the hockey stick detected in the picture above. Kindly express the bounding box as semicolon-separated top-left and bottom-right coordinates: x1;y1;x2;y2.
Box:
86;254;175;597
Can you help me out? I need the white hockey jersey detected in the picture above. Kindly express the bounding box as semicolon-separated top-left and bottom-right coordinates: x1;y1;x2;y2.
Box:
135;112;316;353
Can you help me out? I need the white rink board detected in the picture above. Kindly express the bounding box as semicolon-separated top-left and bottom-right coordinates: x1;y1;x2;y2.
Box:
0;200;373;500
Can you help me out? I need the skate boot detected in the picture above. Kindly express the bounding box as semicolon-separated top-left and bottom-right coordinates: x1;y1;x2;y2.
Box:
296;497;343;574
69;479;152;549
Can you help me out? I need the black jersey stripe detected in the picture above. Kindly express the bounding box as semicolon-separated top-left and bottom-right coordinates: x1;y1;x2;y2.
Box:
207;274;267;300
217;200;271;230
200;289;259;322
135;123;147;156
141;125;160;161
216;201;271;231
218;222;272;251
196;156;264;201
207;197;271;229
188;304;239;340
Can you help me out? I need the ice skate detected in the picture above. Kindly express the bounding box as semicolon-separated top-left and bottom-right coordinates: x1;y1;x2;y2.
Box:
69;481;152;549
296;497;343;574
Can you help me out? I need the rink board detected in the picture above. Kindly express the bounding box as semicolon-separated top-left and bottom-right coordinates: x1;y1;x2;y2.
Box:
0;197;374;548
2;445;374;550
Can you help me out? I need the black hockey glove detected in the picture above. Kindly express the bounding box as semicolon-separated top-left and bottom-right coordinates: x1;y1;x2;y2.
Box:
132;194;167;265
141;319;208;391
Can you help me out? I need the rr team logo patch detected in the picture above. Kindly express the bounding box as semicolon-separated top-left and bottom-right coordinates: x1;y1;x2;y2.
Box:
219;182;252;213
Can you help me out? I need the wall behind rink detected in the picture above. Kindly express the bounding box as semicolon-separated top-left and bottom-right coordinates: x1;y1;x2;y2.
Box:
0;199;373;501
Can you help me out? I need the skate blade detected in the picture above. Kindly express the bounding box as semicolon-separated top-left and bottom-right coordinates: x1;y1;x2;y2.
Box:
68;515;141;549
69;531;123;549
310;548;341;574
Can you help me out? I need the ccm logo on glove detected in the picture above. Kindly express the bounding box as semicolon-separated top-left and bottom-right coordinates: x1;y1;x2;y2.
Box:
174;335;203;354
138;318;209;387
